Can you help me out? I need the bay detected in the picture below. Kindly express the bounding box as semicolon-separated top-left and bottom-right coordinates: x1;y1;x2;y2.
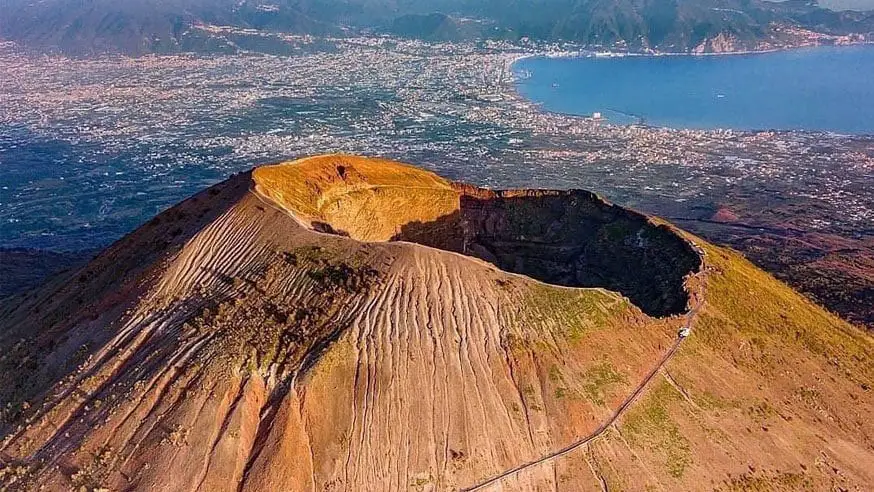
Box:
514;45;874;134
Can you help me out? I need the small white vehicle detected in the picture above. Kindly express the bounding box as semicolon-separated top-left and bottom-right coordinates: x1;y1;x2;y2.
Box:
678;327;691;338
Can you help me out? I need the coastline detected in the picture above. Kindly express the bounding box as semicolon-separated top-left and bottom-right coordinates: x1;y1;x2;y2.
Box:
506;42;874;135
502;53;646;129
509;39;874;67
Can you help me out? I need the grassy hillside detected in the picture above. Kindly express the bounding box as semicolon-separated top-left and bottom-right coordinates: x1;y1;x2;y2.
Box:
592;240;874;490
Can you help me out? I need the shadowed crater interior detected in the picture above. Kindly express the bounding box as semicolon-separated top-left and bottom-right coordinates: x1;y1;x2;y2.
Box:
392;186;701;317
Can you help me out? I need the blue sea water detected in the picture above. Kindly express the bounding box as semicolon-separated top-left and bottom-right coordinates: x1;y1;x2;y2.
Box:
513;45;874;134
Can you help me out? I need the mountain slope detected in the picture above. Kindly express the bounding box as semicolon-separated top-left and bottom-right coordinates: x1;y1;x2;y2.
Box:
457;0;874;50
1;0;872;54
0;0;340;56
0;155;871;491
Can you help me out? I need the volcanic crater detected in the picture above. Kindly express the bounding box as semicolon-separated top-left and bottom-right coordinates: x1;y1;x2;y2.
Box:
254;155;701;317
3;154;873;492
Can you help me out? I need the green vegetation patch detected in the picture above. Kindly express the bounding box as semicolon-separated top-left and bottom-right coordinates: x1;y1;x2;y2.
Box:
581;360;627;406
621;380;692;479
692;389;740;412
409;473;432;491
716;469;814;491
523;283;627;343
695;245;874;385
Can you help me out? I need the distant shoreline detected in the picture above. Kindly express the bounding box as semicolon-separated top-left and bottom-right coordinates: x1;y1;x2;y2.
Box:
506;42;874;135
510;40;874;66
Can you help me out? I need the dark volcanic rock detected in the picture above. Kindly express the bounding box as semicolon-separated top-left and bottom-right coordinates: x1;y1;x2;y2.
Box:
395;186;701;317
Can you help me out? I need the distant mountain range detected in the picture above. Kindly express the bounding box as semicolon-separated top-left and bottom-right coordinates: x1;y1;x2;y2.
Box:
1;0;872;54
0;0;341;55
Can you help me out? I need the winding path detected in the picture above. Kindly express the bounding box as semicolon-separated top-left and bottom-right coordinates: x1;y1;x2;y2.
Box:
461;292;703;492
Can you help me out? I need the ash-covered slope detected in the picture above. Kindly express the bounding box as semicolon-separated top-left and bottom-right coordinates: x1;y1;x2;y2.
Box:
0;155;871;491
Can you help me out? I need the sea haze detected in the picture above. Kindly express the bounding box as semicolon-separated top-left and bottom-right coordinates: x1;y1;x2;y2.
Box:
514;45;874;134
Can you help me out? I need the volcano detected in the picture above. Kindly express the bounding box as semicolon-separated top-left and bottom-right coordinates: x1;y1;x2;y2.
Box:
1;155;871;491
